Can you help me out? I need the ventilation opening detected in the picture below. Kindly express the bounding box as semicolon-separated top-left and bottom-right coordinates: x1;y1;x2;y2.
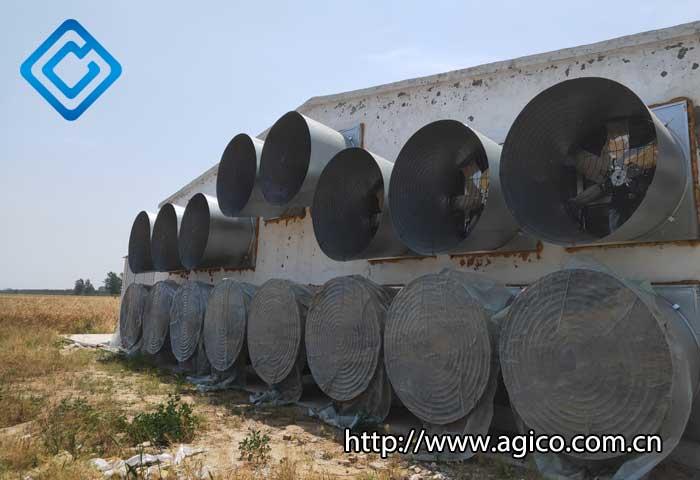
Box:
179;194;211;270
217;134;258;216
128;211;153;273
389;120;489;254
501;77;657;244
312;148;384;260
152;204;181;271
565;118;656;238
260;111;311;205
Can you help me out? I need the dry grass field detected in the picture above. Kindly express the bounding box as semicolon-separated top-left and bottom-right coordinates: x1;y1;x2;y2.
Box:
0;294;692;480
0;293;118;333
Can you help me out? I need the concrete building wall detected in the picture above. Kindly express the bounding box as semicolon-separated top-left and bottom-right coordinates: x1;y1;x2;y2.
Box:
127;21;700;289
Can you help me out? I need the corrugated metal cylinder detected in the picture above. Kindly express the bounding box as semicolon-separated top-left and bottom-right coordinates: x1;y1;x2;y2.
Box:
384;270;512;425
119;283;151;350
128;211;157;273
500;77;688;245
178;193;256;270
247;279;312;385
142;280;179;355
499;268;700;469
169;280;214;363
306;276;394;402
260;111;347;209
203;279;257;372
312;148;412;261
389;120;519;255
151;203;185;272
216;134;288;218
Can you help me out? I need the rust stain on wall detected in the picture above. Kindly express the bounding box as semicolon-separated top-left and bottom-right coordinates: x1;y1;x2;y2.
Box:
653;280;700;285
450;241;544;263
565;238;700;253
263;208;307;226
367;255;436;265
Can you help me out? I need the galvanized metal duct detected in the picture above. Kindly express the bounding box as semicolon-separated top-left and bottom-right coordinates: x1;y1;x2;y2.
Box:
499;267;700;475
260;111;348;208
119;283;151;351
247;279;312;386
169;281;214;362
388;120;519;255
203;279;257;372
216;134;287;218
384;270;512;425
312;148;411;261
151;203;185;272
142;280;179;355
178;193;256;270
128;211;156;273
306;276;394;402
500;77;688;245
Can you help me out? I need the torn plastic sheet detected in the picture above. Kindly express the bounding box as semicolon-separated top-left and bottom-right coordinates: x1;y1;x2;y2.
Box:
250;362;304;406
500;257;700;480
308;361;393;430
90;444;205;478
190;355;249;393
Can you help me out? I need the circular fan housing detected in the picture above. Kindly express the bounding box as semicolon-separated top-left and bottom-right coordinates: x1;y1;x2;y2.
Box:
128;211;156;273
312;148;409;260
203;279;257;372
119;283;151;350
142;280;178;355
389;120;504;255
384;272;492;424
306;276;392;401
217;134;261;216
500;77;686;245
179;193;256;270
247;279;311;385
152;204;184;272
499;269;674;460
169;281;214;362
260;111;347;207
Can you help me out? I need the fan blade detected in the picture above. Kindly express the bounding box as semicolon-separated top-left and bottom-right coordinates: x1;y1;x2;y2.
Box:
574;149;608;183
605;119;630;166
568;183;608;207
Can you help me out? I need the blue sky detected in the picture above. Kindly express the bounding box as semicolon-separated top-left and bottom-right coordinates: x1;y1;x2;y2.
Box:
1;1;698;289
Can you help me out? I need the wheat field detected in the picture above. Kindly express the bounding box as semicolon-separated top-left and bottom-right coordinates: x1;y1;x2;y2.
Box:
0;294;119;387
0;294;118;334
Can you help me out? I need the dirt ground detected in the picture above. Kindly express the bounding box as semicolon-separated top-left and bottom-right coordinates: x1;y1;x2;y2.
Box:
38;348;545;479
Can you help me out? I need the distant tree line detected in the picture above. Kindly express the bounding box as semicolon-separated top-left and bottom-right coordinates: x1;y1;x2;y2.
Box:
1;289;73;295
2;272;124;297
73;272;123;296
